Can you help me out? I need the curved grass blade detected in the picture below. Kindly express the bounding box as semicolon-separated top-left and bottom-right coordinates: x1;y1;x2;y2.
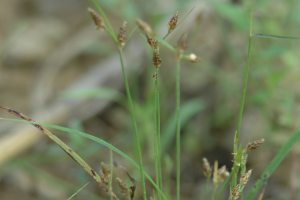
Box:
245;127;300;200
92;0;118;43
67;182;90;200
0;106;120;200
252;34;299;40
0;117;167;200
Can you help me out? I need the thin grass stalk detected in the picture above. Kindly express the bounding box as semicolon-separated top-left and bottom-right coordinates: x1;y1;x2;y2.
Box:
156;69;163;197
200;178;209;200
211;188;217;200
216;171;233;200
234;0;254;154
109;149;113;200
118;50;147;200
0;106;119;200
153;72;160;199
176;60;181;200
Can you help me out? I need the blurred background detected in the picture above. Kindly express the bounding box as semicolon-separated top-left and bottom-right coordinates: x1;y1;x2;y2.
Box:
0;0;300;199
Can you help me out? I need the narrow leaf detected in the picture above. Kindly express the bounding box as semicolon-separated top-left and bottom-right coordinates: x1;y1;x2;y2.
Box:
67;182;89;200
252;34;299;40
0;117;167;200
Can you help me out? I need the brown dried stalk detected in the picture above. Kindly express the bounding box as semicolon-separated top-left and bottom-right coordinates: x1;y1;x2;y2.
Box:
0;105;119;200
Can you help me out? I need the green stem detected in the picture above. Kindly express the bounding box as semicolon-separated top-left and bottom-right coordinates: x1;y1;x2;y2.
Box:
109;149;113;200
118;50;147;200
154;71;160;199
216;171;233;200
234;0;254;154
176;60;181;200
156;69;163;198
200;179;209;200
211;188;217;200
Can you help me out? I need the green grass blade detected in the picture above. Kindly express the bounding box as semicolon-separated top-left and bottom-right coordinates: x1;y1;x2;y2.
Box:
92;0;118;43
231;145;243;190
67;182;89;200
126;25;139;43
234;0;254;154
0;118;167;200
252;34;299;40
245;127;300;200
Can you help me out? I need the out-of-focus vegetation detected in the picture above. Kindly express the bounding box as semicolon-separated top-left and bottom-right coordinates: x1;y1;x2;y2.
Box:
0;0;299;199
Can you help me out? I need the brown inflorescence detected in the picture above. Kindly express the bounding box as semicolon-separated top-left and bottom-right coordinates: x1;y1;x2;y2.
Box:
153;47;162;69
168;11;178;33
202;158;212;178
176;33;187;60
116;177;128;195
118;21;127;49
247;138;265;151
146;34;158;48
88;8;106;31
135;18;155;37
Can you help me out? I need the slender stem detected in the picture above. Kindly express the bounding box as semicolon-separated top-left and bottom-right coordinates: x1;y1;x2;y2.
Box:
118;50;147;200
200;179;210;200
216;171;233;200
156;69;163;198
109;149;113;200
234;0;254;154
211;188;217;200
154;72;160;199
176;60;181;200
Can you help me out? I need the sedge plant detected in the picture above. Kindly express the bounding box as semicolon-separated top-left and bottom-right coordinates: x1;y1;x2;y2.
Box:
1;1;300;200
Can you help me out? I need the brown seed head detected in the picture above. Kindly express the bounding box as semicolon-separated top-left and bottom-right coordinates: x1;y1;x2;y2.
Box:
146;34;158;48
135;18;155;37
101;162;111;177
153;47;162;69
230;184;241;200
247;138;265;151
176;33;187;59
185;53;202;63
88;8;106;31
218;165;230;182
116;177;128;195
240;169;252;185
168;11;178;33
118;21;127;49
202;158;212;178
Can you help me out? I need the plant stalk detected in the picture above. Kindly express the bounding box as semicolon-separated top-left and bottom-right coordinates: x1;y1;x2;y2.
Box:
118;50;147;200
176;60;181;200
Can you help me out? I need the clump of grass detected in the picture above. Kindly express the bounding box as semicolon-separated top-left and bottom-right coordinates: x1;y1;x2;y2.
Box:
1;0;300;200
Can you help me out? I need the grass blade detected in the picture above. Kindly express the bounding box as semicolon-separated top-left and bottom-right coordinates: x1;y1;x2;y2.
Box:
92;0;118;43
67;182;89;200
252;34;299;40
245;127;300;200
0;117;167;200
